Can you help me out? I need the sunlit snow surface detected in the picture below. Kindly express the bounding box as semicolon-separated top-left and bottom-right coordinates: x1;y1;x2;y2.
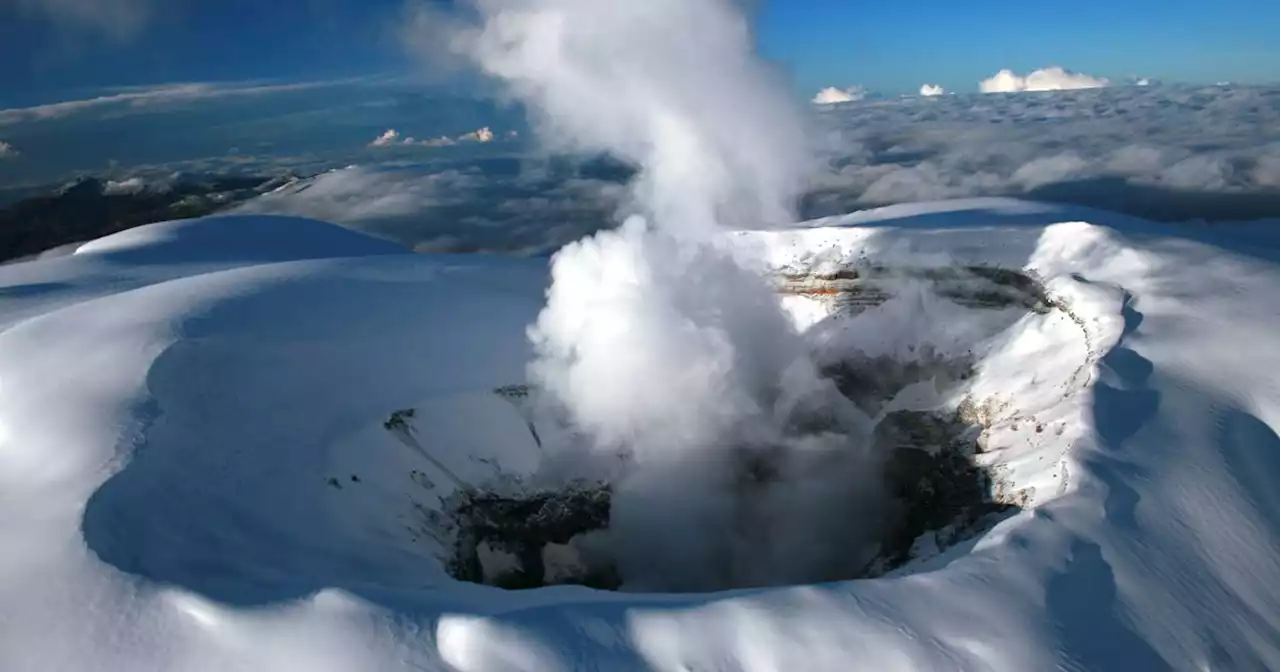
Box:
2;202;1280;670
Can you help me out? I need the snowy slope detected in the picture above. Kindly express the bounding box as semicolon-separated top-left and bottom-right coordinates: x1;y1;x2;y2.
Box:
2;202;1279;670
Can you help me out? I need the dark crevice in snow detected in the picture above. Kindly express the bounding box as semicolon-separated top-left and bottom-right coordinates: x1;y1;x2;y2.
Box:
776;264;1054;315
445;484;618;590
865;409;1016;575
822;352;1021;576
438;366;1021;591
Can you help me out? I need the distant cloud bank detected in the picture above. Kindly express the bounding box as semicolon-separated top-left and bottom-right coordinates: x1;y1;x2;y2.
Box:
369;129;407;147
0;79;357;127
812;86;866;105
919;84;946;97
0;141;19;159
804;84;1280;224
979;67;1110;93
368;126;511;148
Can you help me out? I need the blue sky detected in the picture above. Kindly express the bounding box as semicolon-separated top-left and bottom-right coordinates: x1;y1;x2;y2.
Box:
760;0;1280;93
2;0;1278;107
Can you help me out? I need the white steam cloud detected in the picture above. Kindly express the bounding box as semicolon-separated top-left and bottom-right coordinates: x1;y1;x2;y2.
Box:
919;83;946;97
980;67;1110;93
453;0;811;234
445;0;882;591
813;85;867;105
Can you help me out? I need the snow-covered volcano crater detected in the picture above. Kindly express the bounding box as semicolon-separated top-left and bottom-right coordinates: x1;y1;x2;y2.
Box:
380;227;1087;593
3;199;1279;670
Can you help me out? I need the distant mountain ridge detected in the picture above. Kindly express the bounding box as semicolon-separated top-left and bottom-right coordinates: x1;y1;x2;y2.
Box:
0;172;300;263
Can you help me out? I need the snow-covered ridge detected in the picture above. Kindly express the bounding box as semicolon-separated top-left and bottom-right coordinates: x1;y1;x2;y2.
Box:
2;200;1279;669
0;173;306;264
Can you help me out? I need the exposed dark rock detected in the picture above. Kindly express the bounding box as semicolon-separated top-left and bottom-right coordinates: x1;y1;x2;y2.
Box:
870;410;1013;573
383;408;417;432
446;483;614;588
439;402;1014;590
776;265;1052;315
434;267;1034;591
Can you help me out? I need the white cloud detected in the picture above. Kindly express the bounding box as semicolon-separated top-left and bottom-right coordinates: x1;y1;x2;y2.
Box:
0;141;18;159
12;0;152;41
812;86;866;105
1255;154;1280;189
369;129;404;147
367;126;502;148
439;0;879;591
0;78;359;127
102;177;148;195
1158;155;1234;191
230;164;625;256
979;67;1109;94
1104;144;1172;176
233;166;449;223
1010;152;1090;189
919;84;946;97
457;126;495;143
396;0;474;79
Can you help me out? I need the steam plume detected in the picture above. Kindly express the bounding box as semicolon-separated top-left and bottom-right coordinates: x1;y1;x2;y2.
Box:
446;0;883;591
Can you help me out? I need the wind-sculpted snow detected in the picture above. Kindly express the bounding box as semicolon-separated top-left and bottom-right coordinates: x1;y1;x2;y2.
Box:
2;202;1280;670
75;212;405;263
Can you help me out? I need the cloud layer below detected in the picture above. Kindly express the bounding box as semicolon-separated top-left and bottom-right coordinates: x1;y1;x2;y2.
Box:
807;84;1280;222
230;161;628;256
7;83;1278;249
218;84;1280;258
